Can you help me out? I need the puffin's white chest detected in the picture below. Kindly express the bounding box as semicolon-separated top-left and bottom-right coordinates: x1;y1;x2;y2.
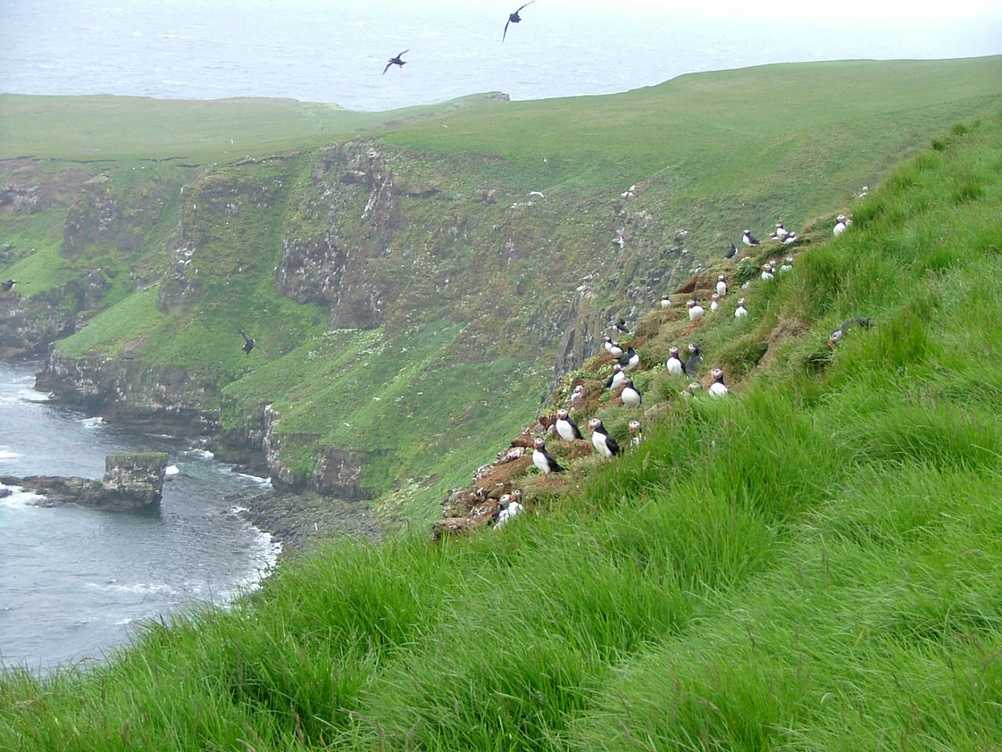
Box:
496;502;524;528
709;383;729;398
610;371;626;389
716;281;727;297
710;300;719;312
621;387;641;407
689;306;704;321
761;271;774;281
532;449;551;473
666;357;684;376
555;419;576;442
592;432;613;457
735;307;748;318
834;223;846;236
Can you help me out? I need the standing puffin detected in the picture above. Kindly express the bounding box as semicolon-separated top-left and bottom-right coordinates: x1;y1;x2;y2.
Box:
716;275;727;297
495;493;525;528
665;346;686;376
742;230;760;247
783;232;799;245
628;420;643;447
1;279;16;293
710;293;720;312
619;346;641;372
532;438;565;474
620;379;642;407
589;418;621;457
602;337;624;359
659;296;672;309
775;223;789;241
606;363;627;390
735;298;749;318
833;215;848;236
780;256;794;273
708;369;729;398
761;264;775;281
554;409;583;441
688;299;705;321
726;242;739;259
685;343;703;375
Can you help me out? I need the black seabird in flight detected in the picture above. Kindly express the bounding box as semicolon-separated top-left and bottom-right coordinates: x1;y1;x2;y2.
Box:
503;2;535;41
383;50;409;75
239;331;256;355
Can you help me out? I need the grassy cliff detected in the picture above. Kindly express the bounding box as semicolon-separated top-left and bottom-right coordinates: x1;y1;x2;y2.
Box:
2;57;1001;525
2;110;1000;750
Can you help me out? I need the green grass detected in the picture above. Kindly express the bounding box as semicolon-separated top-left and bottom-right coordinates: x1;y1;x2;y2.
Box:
2;112;1001;750
0;93;509;163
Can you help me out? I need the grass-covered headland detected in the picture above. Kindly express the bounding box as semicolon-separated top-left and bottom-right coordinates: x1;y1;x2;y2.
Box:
3;113;1001;750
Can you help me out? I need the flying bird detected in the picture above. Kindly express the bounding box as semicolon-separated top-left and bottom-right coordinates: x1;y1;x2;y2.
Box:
239;330;256;355
383;50;409;75
503;2;535;41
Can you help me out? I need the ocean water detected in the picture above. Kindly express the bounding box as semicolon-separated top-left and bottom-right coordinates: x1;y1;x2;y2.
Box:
1;0;1000;110
0;361;278;671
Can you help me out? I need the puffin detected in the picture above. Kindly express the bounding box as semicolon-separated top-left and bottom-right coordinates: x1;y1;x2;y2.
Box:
725;242;739;259
382;50;409;75
495;493;525;528
614;318;630;335
708;368;729;398
606;363;627;390
828;316;873;348
1;279;16;293
620;379;642;407
628;420;643;447
761;265;775;282
602;336;624;359
532;437;565;475
685;343;703;375
684;381;703;398
665;347;686;376
239;330;256;354
734;298;749;318
660;296;672;309
619;346;641;372
775;223;789;241
779;256;794;273
554;408;584;441
589;418;621;457
833;215;848;236
710;293;720;312
687;299;705;322
716;275;727;297
503;2;535;41
742;230;760;247
570;384;586;405
783;232;799;245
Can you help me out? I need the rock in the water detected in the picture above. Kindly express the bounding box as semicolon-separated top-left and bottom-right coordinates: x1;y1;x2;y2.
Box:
0;451;168;511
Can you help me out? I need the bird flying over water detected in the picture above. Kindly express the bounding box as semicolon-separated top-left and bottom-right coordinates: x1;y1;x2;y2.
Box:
383;50;409;74
503;2;535;41
239;330;256;355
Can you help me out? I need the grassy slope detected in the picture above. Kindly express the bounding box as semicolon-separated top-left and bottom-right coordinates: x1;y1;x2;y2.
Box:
5;58;997;524
2;113;1001;750
0;93;508;163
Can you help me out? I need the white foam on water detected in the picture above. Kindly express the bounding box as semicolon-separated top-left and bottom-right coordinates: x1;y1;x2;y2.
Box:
187;449;214;460
164;465;181;478
80;416;105;428
228;505;250;515
229;469;271;487
18;389;52;403
84;581;178;596
0;449;20;461
0;486;41;509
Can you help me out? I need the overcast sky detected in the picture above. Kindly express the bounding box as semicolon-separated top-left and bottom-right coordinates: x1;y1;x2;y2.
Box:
2;0;1000;108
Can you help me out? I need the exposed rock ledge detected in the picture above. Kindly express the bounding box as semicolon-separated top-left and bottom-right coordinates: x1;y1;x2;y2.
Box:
1;452;168;511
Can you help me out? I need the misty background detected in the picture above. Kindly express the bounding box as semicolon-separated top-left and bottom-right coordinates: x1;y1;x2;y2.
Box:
2;0;1001;110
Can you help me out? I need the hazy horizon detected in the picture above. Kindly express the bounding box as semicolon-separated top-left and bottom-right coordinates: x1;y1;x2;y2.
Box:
2;0;1001;110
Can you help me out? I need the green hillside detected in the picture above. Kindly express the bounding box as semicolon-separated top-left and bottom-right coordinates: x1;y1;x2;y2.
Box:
3;111;1001;750
1;57;1001;527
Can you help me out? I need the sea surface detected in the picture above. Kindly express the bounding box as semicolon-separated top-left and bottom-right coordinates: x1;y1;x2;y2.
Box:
1;0;1000;110
0;361;279;671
